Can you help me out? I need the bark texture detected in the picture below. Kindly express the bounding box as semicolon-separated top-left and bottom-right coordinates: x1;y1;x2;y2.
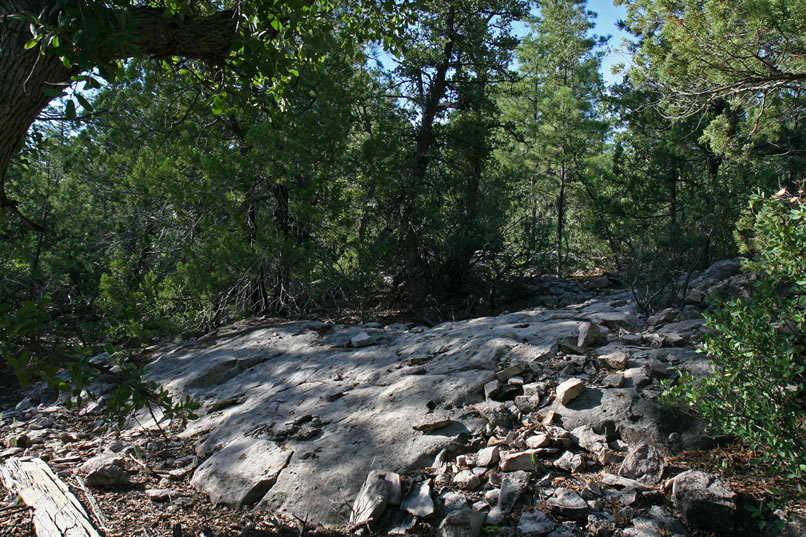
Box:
0;1;238;230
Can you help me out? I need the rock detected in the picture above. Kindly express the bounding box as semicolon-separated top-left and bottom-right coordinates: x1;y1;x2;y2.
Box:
577;322;602;349
496;362;530;382
547;523;584;537
547;488;589;521
671;470;735;534
517;510;556;536
631;505;685;535
556;379;585;406
349;471;393;529
81;453;129;488
476;446;500;467
553;451;584;473
474;401;519;429
601;473;652;491
145;488;171;502
191;438;292;507
350;332;375;347
598;351;627;370
440;491;469;513
586;512;616;537
486;475;527;524
452;470;481;490
618;442;665;485
570;425;607;454
439;508;486;537
499;450;544;472
402;481;434;518
484;380;501;400
602;373;624;388
412;417;452;433
525;434;551;449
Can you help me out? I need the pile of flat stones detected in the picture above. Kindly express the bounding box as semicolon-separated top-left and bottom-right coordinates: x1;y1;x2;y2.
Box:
347;360;738;537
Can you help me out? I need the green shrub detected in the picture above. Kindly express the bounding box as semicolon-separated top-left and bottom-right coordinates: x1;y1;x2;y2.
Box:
663;190;806;475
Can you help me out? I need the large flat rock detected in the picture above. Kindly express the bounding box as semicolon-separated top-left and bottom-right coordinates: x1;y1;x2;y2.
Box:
141;292;708;525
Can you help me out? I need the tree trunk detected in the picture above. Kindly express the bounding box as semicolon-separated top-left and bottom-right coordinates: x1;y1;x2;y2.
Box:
0;0;237;230
401;5;455;306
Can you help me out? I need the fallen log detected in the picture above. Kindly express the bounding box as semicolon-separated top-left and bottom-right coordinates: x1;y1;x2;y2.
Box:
0;457;101;537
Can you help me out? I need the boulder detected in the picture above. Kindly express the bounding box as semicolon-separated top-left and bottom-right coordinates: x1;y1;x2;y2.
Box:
671;470;735;534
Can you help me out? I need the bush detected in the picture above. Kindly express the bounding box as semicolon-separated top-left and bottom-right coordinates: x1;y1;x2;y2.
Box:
663;189;806;475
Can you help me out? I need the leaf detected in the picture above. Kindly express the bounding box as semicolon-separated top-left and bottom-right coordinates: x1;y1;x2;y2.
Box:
65;99;76;120
75;93;93;112
211;94;225;116
24;39;40;50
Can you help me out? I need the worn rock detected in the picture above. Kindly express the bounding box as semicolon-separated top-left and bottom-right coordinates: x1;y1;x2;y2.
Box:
349;471;394;529
547;488;589;521
618;442;665;485
145;488;171;502
402;481;434;518
191;438;292;507
476;445;500;467
452;470;481;490
671;470;735;534
556;379;585;406
499;450;543;472
517;510;556;536
553;451;584;473
81;453;129;488
598;351;628;370
439;508;485;537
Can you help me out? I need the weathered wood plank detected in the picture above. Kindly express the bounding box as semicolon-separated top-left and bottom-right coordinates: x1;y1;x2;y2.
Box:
0;457;101;537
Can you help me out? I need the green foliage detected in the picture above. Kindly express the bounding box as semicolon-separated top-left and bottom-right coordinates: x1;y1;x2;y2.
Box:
663;191;806;475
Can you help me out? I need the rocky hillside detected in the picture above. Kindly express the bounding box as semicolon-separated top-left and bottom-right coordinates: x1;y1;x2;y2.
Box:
2;259;805;537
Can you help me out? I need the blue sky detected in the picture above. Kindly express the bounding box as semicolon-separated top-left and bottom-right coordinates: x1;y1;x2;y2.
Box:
592;1;632;85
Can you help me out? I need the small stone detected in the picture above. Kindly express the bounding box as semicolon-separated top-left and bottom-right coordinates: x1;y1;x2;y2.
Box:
496;362;530;382
499;450;544;472
145;488;171;502
580;481;602;500
452;470;481;490
547;488;589;521
598;351;627;370
402;481;434;518
508;375;525;386
525;434;550;449
350;471;390;529
517;510;556;536
618;443;665;485
577;322;601;349
553;451;584;473
81;453;129;488
439;508;486;537
586;512;617;537
412;417;452;433
602;373;624;388
350;332;375;347
476;446;500;467
556;379;585;406
484;380;501;400
440;491;469;513
601;473;652;491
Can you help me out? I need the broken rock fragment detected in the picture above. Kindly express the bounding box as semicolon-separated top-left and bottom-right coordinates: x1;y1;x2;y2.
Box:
671;470;735;534
556;378;585;406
